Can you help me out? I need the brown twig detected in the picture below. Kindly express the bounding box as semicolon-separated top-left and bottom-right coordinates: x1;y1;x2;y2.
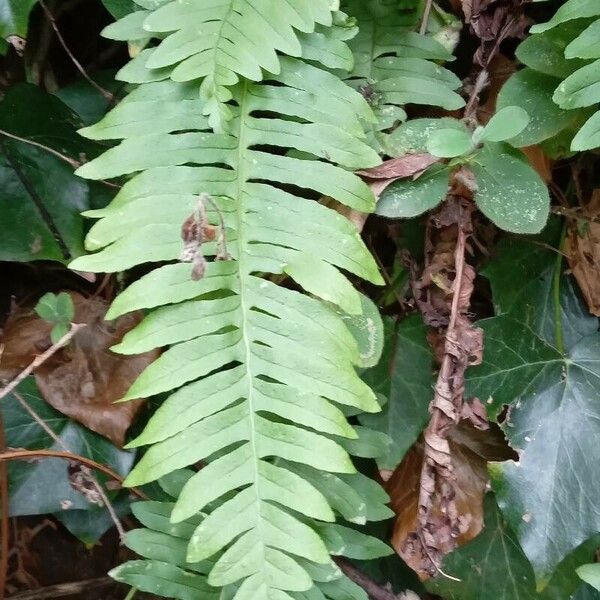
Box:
0;449;146;501
0;131;121;190
0;412;8;600
0;130;80;168
0;323;86;402
5;392;128;542
6;576;114;599
335;558;404;600
419;0;434;35
38;0;114;101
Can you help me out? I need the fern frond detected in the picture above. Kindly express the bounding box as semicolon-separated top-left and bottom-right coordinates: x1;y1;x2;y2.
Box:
342;0;464;148
72;18;390;596
104;0;336;130
113;471;384;600
520;0;600;151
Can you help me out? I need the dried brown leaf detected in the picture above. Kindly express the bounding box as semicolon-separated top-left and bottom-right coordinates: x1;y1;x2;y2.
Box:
566;190;600;316
386;422;517;579
0;293;159;446
358;154;440;200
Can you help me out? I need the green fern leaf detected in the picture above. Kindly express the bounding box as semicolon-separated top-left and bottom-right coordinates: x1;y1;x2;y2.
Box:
72;28;389;598
105;0;335;130
342;0;463;148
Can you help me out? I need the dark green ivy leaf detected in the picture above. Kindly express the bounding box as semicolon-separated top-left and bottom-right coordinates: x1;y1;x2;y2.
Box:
466;316;600;584
2;378;135;526
482;232;598;350
0;84;102;262
426;495;538;600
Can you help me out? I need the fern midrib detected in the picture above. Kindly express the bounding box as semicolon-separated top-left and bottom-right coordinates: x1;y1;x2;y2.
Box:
233;78;270;588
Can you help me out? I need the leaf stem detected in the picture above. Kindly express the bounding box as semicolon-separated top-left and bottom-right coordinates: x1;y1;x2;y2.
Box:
123;588;137;600
0;323;86;401
553;221;567;355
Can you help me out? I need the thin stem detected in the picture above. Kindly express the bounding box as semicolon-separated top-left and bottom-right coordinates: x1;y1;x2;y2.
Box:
419;0;434;35
0;412;8;600
335;559;402;600
0;323;86;401
0;130;80;168
553;221;567;355
38;0;114;101
9;392;127;541
123;588;137;600
0;449;147;500
5;577;114;600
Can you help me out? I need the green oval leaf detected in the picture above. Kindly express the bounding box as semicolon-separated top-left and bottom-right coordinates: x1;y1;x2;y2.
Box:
426;127;473;158
470;144;550;234
479;106;530;143
376;166;450;219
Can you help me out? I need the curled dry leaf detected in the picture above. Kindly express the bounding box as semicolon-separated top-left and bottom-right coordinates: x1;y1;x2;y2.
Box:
358;153;440;199
320;155;440;233
0;292;159;446
566;190;600;316
461;0;530;67
386;422;518;580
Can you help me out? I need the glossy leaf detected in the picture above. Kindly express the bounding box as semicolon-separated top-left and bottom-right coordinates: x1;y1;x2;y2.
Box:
481;232;598;350
376;166;449;219
565;19;600;59
386;117;469;156
470;144;550;234
553;60;600;110
427;495;537;600
360;316;433;470
0;84;102;262
467;316;600;583
1;378;134;520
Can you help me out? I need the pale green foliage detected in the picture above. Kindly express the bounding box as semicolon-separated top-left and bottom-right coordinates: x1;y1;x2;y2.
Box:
70;0;395;598
103;0;337;131
508;0;600;151
342;0;464;150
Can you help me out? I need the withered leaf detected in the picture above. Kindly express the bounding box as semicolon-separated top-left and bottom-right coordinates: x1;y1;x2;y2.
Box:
358;154;440;199
386;422;518;580
566;190;600;316
0;293;159;446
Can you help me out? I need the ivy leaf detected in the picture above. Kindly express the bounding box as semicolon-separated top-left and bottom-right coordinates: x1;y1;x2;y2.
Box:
482;232;598;350
541;536;600;600
478;106;530;143
426;495;538;600
497;69;577;147
466;316;600;583
578;566;600;593
426;128;473;158
0;84;100;262
1;378;135;519
470;144;550;234
359;316;433;471
376;166;450;219
574;584;600;600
